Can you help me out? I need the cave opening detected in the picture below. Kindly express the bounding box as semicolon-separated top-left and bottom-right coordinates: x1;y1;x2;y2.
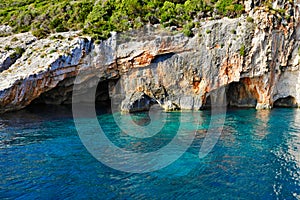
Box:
201;81;258;110
273;96;298;108
29;78;113;113
226;81;257;108
200;95;211;110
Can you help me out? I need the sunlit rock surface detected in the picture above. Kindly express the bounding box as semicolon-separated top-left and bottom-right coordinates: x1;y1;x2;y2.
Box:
0;1;299;113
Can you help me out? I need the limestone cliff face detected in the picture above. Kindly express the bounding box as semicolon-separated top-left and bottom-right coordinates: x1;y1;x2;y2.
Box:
0;1;299;113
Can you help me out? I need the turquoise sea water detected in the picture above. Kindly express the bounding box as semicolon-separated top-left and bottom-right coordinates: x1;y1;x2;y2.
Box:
0;106;300;199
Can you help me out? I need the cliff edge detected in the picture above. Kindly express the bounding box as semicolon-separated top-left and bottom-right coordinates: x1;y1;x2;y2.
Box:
0;0;299;113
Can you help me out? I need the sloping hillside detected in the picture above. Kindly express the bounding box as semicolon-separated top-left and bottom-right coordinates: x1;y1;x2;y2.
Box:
0;0;246;39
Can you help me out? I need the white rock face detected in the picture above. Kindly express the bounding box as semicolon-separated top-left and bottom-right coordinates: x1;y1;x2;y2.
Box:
275;71;300;104
244;0;253;12
0;25;12;35
0;31;93;111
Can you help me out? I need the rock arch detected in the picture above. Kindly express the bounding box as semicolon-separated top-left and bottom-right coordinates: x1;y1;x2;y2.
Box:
226;81;257;108
273;96;298;108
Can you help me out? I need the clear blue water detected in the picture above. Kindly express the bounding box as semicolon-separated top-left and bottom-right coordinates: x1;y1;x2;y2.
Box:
1;106;300;199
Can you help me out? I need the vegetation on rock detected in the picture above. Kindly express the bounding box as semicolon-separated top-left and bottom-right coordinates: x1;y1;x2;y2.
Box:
240;44;245;56
0;0;245;39
246;16;254;23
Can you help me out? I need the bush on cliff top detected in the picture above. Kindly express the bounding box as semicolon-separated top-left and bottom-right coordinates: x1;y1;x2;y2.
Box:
0;0;245;39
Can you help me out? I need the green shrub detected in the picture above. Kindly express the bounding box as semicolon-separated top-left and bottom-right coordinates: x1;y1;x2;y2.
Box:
56;24;68;33
183;22;194;37
4;45;11;51
246;16;254;23
215;0;243;16
14;47;25;55
10;47;25;59
240;44;245;56
50;18;63;29
160;1;176;23
11;37;18;42
56;35;65;40
32;29;48;39
206;29;211;34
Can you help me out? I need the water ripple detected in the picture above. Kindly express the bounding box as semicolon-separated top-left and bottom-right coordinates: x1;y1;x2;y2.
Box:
1;107;300;199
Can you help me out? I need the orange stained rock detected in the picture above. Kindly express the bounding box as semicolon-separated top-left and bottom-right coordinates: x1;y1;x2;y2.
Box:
219;54;242;85
136;86;143;92
193;81;200;94
241;77;270;104
133;51;154;66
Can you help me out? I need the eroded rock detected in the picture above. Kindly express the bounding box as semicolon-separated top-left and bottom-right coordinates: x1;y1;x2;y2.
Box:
0;3;300;113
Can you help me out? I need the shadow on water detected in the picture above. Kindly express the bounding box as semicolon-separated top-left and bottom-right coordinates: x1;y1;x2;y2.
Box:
0;105;73;148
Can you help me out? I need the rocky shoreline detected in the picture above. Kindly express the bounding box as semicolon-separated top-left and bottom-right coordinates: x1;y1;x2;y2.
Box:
0;2;299;113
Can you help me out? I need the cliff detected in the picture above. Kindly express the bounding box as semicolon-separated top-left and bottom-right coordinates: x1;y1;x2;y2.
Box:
0;1;299;113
